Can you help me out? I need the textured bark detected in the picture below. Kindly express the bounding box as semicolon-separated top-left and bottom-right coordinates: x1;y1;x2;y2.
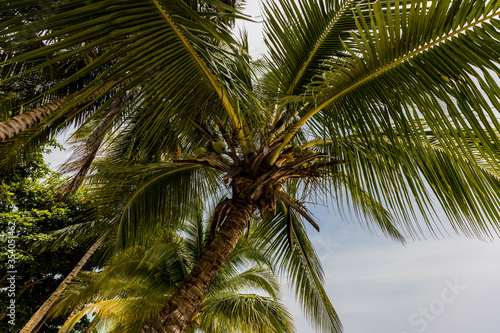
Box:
20;239;102;333
0;79;126;142
140;198;255;333
0;97;68;142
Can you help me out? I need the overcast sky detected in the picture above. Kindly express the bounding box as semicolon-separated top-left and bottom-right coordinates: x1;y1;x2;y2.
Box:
44;3;500;332
236;2;500;333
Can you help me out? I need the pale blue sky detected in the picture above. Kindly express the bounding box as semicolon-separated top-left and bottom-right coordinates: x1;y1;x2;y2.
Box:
283;208;500;333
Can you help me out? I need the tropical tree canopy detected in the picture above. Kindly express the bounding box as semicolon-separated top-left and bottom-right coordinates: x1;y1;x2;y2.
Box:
51;208;295;333
0;144;94;332
2;0;500;332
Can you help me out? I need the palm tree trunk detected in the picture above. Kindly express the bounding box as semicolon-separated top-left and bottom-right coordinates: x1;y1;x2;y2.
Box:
20;238;103;333
0;79;126;142
0;96;69;142
140;198;255;333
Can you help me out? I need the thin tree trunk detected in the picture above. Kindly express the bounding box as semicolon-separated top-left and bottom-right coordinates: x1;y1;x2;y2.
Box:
140;198;255;333
20;238;103;333
0;79;127;142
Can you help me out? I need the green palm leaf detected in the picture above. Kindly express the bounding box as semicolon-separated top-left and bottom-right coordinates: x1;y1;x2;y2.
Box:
200;293;295;333
52;209;295;333
87;162;223;249
311;129;500;239
254;201;342;333
263;0;364;97
270;0;500;163
0;0;254;167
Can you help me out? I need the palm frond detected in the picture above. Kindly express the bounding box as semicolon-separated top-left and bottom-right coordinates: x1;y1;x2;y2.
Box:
200;293;296;333
212;266;281;299
254;201;342;333
270;0;500;165
87;162;223;250
262;0;365;97
310;129;500;240
0;0;257;166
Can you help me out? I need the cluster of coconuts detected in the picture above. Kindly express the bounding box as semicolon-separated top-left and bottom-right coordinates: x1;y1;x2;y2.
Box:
292;145;319;167
194;141;230;164
277;145;317;167
292;146;316;159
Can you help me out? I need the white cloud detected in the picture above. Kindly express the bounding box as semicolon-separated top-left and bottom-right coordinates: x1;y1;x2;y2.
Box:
287;212;500;333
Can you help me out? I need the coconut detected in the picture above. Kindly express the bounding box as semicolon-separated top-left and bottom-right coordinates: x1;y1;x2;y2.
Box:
292;146;302;155
213;141;226;154
194;147;207;157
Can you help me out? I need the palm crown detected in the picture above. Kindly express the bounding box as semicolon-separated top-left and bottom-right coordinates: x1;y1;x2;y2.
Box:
2;0;500;332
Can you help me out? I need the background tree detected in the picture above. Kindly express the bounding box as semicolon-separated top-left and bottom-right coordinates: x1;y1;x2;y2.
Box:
0;144;93;332
2;1;500;333
0;0;122;172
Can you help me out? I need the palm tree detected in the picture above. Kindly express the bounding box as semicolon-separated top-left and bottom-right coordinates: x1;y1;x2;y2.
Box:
51;207;295;333
3;0;500;332
0;3;131;170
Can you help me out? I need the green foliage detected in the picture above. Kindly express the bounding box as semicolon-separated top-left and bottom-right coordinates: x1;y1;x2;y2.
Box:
53;209;295;333
2;0;500;332
0;146;93;332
